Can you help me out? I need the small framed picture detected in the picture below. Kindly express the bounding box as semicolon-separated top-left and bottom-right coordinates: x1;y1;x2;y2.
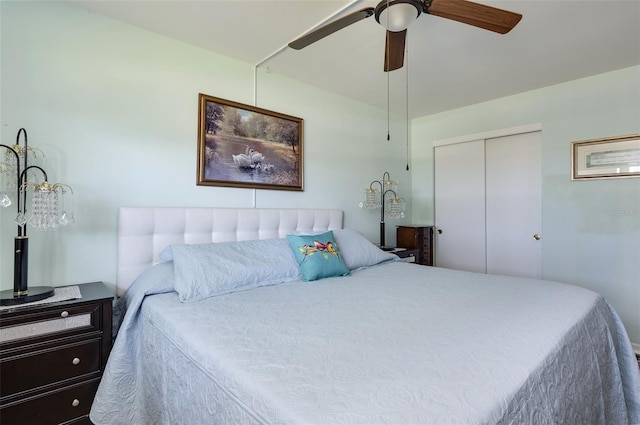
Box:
571;134;640;180
197;93;304;191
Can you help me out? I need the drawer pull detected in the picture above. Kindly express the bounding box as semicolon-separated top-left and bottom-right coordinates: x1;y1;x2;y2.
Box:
72;357;81;365
60;311;69;318
72;399;80;407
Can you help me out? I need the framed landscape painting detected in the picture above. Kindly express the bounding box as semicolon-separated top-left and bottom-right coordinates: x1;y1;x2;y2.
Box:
197;93;304;191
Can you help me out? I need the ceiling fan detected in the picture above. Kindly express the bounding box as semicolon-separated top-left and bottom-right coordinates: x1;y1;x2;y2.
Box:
288;0;522;72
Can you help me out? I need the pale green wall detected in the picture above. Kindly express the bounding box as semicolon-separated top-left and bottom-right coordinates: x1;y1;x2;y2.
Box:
411;66;640;343
0;1;410;293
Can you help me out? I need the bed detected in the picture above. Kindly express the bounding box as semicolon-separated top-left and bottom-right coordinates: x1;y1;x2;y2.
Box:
90;207;640;425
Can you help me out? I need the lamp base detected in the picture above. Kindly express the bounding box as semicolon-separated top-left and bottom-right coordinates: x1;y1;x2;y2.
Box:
0;286;55;306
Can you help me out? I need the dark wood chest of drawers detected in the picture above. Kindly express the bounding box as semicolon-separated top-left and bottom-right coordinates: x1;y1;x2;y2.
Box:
0;282;113;425
396;225;435;266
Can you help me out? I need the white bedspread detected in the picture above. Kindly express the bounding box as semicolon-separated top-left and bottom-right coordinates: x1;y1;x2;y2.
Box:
91;262;640;425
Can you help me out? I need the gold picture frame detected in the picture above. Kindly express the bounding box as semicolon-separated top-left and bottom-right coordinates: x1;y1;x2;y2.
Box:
197;93;304;191
571;134;640;180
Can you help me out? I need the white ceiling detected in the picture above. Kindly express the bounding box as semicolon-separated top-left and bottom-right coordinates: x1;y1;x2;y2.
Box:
69;0;640;118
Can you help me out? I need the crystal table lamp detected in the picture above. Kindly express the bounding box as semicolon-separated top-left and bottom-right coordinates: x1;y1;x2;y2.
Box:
0;128;74;306
360;171;405;249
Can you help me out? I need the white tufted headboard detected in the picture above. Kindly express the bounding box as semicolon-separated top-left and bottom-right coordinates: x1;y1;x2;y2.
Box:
117;207;344;296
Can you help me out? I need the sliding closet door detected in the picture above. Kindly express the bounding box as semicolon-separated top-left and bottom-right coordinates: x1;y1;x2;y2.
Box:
434;140;486;273
485;132;542;278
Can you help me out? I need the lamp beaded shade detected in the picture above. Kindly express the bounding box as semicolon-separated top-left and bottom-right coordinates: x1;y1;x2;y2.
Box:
0;128;74;306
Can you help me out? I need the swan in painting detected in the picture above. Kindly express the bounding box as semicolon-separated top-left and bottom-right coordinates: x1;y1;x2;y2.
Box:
232;146;253;168
250;150;265;163
232;151;254;168
232;146;265;169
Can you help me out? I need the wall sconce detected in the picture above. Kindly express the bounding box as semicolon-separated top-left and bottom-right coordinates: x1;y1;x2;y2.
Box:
0;128;74;306
360;171;405;249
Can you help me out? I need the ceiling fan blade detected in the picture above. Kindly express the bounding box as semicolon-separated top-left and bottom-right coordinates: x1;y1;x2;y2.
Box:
384;30;406;72
426;0;522;34
288;7;375;50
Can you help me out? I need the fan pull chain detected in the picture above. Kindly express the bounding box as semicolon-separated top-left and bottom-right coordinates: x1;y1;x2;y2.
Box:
386;0;391;142
406;36;410;170
387;64;391;142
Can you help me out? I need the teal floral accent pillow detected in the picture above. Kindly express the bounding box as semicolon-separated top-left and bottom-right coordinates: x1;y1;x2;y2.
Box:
286;231;350;281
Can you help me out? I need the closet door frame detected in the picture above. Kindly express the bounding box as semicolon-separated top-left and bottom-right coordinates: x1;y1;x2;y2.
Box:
432;123;542;148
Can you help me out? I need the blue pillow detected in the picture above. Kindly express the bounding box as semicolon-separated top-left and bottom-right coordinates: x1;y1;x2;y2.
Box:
332;229;399;270
286;231;350;281
160;238;301;302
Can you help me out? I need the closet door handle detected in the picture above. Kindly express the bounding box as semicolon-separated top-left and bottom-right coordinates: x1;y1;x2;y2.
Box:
533;234;541;240
437;229;443;235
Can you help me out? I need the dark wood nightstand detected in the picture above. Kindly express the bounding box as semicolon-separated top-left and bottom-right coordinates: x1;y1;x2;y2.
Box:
396;225;435;266
0;282;113;425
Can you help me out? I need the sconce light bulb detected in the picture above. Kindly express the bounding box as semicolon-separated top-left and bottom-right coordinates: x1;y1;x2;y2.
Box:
38;181;53;192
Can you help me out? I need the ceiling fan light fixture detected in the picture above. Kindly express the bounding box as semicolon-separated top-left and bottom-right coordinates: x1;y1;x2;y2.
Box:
375;0;422;32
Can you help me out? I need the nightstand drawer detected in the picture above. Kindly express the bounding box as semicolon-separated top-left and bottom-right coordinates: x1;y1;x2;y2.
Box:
1;338;101;398
0;378;99;425
0;303;102;348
